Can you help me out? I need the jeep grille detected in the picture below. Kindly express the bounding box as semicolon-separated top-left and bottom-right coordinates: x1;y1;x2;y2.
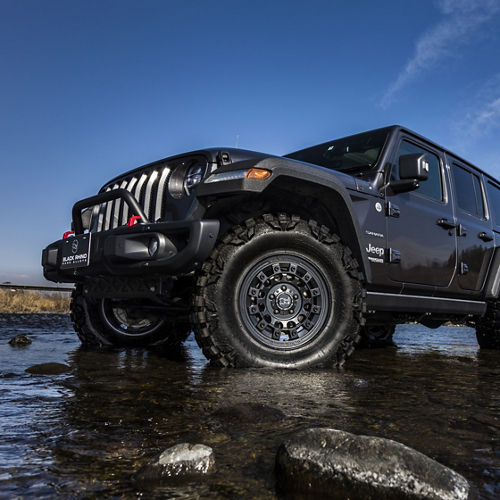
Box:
92;164;172;232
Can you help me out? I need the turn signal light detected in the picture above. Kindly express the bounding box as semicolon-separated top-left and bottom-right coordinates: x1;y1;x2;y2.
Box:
245;168;271;180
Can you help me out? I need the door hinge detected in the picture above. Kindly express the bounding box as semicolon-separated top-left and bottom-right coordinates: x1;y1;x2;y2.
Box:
457;224;467;237
388;248;401;263
460;262;469;275
386;202;400;218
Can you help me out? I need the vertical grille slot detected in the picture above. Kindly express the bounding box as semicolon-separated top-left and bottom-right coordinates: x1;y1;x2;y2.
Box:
155;167;170;222
143;170;158;221
121;176;139;225
103;184;119;231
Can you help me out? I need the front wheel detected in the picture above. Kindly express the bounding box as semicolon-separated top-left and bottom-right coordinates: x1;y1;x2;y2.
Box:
70;285;190;348
192;214;365;368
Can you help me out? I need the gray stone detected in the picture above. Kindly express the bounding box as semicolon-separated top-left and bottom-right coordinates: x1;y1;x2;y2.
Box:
275;428;469;500
9;334;32;347
25;362;71;375
136;443;215;483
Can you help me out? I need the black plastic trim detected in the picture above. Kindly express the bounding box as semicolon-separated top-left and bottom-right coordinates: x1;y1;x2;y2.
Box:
196;157;372;283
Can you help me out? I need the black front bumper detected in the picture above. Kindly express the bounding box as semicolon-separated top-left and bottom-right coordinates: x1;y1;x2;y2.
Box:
42;219;220;283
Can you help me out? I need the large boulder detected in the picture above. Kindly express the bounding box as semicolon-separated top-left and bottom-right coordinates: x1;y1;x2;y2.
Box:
275;428;469;500
135;443;215;483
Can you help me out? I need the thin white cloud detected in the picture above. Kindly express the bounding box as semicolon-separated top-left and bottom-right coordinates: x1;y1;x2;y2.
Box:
469;97;500;132
457;73;500;138
380;0;499;108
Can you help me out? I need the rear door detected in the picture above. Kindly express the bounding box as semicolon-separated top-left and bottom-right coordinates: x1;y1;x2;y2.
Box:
385;136;457;288
449;160;494;291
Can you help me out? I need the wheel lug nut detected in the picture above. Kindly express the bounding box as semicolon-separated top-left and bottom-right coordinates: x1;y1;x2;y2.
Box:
274;310;280;314
270;294;275;299
293;294;298;299
281;285;287;291
290;309;294;314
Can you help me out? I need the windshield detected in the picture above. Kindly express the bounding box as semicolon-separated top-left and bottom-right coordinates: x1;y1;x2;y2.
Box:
285;128;389;174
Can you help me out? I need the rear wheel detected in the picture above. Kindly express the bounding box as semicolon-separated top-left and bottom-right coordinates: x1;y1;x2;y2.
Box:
359;324;396;348
193;214;365;368
476;301;500;349
70;285;190;348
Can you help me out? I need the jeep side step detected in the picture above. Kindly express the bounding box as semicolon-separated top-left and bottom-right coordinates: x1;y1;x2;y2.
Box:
366;292;486;316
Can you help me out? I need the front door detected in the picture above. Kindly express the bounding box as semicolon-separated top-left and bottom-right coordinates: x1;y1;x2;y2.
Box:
385;137;457;288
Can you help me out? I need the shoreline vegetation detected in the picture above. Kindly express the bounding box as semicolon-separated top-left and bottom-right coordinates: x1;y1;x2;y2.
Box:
0;289;70;313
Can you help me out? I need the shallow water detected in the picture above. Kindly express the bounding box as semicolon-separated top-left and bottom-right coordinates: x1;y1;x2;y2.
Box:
0;314;499;499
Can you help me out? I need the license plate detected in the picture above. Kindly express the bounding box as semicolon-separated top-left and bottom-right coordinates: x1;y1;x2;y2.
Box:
60;234;91;269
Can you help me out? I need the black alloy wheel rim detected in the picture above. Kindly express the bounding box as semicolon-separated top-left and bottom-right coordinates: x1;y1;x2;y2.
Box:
238;253;330;350
100;299;164;338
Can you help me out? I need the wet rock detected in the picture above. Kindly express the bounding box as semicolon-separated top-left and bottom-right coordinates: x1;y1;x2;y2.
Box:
9;334;32;347
212;403;285;423
135;443;215;483
275;428;469;500
25;363;71;375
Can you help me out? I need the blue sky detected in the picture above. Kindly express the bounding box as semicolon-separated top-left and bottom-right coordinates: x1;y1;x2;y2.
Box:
1;0;499;284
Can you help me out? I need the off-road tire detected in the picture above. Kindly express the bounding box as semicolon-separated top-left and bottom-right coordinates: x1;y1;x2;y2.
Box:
192;214;365;368
476;301;500;349
359;324;396;348
70;284;190;348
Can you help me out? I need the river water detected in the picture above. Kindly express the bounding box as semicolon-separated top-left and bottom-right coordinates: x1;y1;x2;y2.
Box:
0;314;499;499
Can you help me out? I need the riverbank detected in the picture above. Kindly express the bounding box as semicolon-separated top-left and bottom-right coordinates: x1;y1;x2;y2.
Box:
0;289;70;313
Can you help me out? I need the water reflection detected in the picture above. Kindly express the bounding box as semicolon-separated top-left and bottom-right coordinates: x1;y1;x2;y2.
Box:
0;315;499;498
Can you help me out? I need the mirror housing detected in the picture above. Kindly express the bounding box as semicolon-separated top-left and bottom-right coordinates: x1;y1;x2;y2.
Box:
399;153;429;181
387;153;429;194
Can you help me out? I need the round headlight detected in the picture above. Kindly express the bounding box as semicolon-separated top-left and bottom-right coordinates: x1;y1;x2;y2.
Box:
184;165;205;195
168;160;207;199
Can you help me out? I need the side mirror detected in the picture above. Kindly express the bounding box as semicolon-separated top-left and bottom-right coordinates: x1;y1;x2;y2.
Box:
399;153;429;181
388;153;429;194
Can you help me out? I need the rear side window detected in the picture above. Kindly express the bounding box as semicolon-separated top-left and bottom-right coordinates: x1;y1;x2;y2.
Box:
452;165;485;218
487;182;500;226
396;141;443;201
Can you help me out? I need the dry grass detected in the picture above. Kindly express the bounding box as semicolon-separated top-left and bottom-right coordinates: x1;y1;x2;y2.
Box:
0;289;71;313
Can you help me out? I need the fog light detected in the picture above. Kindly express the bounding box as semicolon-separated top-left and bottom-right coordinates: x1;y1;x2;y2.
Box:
148;238;159;257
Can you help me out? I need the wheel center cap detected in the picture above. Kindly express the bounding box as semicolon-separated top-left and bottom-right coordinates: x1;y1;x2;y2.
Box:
277;293;293;310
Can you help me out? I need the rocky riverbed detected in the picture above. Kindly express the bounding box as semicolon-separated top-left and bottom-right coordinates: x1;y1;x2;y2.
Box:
0;313;499;498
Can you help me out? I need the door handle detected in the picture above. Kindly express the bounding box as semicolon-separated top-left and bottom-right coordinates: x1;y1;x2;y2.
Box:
478;231;494;242
436;218;457;230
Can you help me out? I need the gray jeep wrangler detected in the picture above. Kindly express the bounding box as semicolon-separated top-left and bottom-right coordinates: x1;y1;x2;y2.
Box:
42;126;500;367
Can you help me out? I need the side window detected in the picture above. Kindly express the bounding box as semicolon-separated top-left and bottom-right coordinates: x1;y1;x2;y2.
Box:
452;164;485;219
486;181;500;226
395;141;443;201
